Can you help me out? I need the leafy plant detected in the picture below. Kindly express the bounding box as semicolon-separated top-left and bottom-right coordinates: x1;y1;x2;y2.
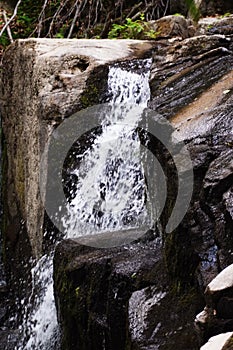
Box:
145;29;160;39
108;14;159;40
108;17;143;39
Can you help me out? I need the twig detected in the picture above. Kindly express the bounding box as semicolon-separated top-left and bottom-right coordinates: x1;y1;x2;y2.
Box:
163;0;169;17
47;0;70;37
0;0;22;38
67;1;80;38
37;0;49;38
3;10;13;43
127;2;143;19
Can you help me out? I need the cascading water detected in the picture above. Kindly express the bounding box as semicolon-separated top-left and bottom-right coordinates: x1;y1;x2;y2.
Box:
64;59;153;239
15;58;152;349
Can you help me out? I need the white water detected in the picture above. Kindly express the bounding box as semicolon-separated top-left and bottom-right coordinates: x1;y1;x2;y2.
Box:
17;59;152;349
65;60;152;238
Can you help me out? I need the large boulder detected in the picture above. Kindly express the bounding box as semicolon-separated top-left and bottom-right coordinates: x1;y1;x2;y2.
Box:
0;38;156;264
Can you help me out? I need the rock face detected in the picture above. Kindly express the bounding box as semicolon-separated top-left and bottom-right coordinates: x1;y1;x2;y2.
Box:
54;33;233;349
0;38;156;264
54;236;201;350
149;32;233;289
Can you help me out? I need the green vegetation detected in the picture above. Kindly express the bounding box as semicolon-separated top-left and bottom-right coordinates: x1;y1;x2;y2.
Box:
0;0;213;50
184;0;200;22
220;12;232;18
108;14;159;40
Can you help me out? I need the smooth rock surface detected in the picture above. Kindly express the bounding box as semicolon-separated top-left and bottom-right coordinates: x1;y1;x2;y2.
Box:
201;332;233;350
206;264;233;294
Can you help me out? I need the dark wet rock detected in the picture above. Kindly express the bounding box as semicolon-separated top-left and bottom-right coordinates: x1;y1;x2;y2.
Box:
0;329;19;350
54;237;202;350
0;280;7;294
149;34;233;118
217;297;233;319
149;32;233;288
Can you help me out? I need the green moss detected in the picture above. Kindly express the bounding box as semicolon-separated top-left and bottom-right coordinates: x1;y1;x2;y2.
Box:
80;84;99;109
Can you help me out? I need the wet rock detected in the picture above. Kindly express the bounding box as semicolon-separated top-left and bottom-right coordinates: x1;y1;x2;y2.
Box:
54;237;201;350
217;297;233;319
0;280;7;294
129;286;166;344
0;329;19;350
149;34;232;118
54;237;163;350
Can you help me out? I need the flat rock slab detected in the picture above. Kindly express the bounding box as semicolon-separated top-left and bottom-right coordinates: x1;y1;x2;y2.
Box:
201;332;233;350
206;264;233;294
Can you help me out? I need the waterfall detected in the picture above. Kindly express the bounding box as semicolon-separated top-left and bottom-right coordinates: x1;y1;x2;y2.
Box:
16;58;152;349
64;59;152;240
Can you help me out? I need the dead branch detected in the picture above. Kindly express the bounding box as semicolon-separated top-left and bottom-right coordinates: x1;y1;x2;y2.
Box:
0;0;21;39
47;0;70;37
3;10;13;43
67;1;80;38
127;2;143;19
37;0;49;38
